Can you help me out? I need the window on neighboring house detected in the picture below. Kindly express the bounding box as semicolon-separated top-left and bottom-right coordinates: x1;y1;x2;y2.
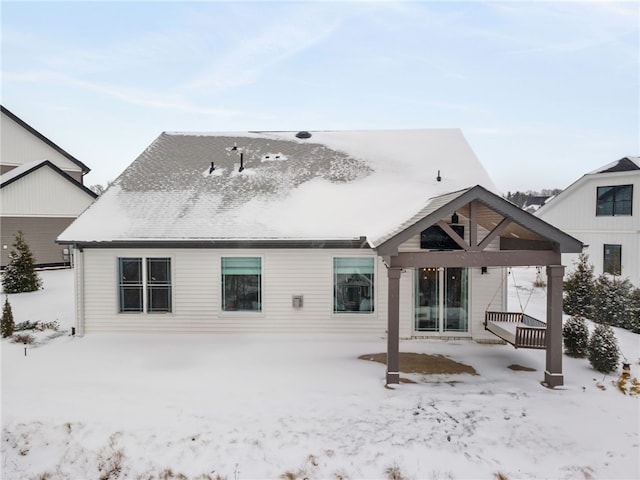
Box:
118;257;172;313
596;185;633;216
333;257;375;313
603;244;622;276
222;257;262;311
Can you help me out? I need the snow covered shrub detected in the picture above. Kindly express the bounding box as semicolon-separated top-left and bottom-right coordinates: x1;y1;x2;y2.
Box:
562;316;589;357
1;231;42;294
14;320;39;331
1;296;15;338
563;253;594;318
587;324;620;373
592;274;632;327
11;332;34;344
626;288;640;334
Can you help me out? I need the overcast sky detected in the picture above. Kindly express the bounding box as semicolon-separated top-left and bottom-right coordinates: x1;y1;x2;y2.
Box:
2;1;638;193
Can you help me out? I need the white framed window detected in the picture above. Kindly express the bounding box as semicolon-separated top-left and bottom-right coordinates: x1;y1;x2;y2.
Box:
118;257;172;313
333;257;375;314
221;257;262;312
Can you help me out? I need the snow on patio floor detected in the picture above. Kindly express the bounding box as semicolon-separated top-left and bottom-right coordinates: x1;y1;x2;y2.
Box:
1;269;639;479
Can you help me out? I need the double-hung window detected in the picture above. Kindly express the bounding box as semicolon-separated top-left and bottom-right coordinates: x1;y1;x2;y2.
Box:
222;257;262;311
118;257;172;313
333;257;375;313
596;185;633;216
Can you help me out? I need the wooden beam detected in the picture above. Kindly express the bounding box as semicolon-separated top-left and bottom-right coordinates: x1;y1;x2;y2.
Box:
544;265;565;387
477;218;512;251
386;267;402;385
389;250;562;268
436;220;470;250
469;200;478;250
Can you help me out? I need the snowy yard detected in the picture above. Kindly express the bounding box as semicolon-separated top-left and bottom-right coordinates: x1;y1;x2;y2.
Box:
1;269;639;479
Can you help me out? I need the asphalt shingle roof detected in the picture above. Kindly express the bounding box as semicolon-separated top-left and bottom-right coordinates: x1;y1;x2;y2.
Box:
59;129;495;243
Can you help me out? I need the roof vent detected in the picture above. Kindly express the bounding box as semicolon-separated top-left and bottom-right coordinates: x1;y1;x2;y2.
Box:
296;131;311;139
209;162;215;174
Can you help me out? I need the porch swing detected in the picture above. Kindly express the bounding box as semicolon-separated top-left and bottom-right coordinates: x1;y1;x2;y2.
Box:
484;267;547;349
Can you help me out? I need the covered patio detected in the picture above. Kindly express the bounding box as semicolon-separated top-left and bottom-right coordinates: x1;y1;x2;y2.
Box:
374;185;583;387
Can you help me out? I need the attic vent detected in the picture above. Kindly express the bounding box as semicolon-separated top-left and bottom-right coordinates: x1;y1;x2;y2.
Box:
261;153;288;162
296;131;311;139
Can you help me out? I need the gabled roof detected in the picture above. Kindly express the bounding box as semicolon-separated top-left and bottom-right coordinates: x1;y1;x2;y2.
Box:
588;156;639;174
59;129;495;244
0;105;91;174
536;156;640;215
0;159;98;198
374;185;583;255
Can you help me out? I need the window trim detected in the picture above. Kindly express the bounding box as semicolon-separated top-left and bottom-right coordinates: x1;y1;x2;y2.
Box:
220;256;263;313
117;256;173;314
596;184;633;216
332;256;376;315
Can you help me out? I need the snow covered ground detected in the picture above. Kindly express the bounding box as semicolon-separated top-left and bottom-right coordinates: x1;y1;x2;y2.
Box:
1;268;638;479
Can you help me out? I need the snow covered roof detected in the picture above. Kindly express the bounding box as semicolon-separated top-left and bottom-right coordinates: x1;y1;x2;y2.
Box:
587;156;639;174
58;129;496;244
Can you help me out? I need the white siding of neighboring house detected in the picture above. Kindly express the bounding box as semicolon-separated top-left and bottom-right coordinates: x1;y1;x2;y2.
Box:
0;112;82;175
1;165;94;217
536;170;640;286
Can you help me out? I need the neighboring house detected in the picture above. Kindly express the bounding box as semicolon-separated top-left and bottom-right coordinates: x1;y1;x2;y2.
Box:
58;130;582;386
0;106;97;268
536;157;640;287
522;195;551;213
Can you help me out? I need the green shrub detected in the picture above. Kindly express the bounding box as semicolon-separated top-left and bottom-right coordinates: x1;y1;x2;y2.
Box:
592;275;632;327
587;324;620;373
1;231;42;294
563;316;589;357
563;253;594;318
626;288;640;334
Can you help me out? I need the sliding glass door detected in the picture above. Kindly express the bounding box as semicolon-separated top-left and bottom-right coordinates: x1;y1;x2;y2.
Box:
414;267;469;333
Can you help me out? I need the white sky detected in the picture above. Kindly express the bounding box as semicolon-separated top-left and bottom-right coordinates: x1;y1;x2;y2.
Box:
1;0;638;193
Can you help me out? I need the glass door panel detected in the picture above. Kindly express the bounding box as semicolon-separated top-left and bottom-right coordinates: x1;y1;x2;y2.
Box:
444;267;469;332
414;268;439;331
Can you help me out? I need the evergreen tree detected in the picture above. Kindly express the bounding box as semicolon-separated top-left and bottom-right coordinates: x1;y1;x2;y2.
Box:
1;296;14;338
626;288;640;334
587;323;620;373
563;253;595;318
562;316;589;357
1;231;42;294
592;274;632;327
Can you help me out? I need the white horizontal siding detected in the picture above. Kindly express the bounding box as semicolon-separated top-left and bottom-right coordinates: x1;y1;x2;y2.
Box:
0;166;94;216
80;245;507;339
81;249;390;335
1;113;82;174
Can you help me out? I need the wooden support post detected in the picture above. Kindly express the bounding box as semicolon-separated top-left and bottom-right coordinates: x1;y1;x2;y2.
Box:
386;267;402;385
544;264;565;387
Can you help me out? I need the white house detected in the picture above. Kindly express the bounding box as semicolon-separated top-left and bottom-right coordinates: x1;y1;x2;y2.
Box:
536;157;640;287
58;129;582;386
0;106;97;268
